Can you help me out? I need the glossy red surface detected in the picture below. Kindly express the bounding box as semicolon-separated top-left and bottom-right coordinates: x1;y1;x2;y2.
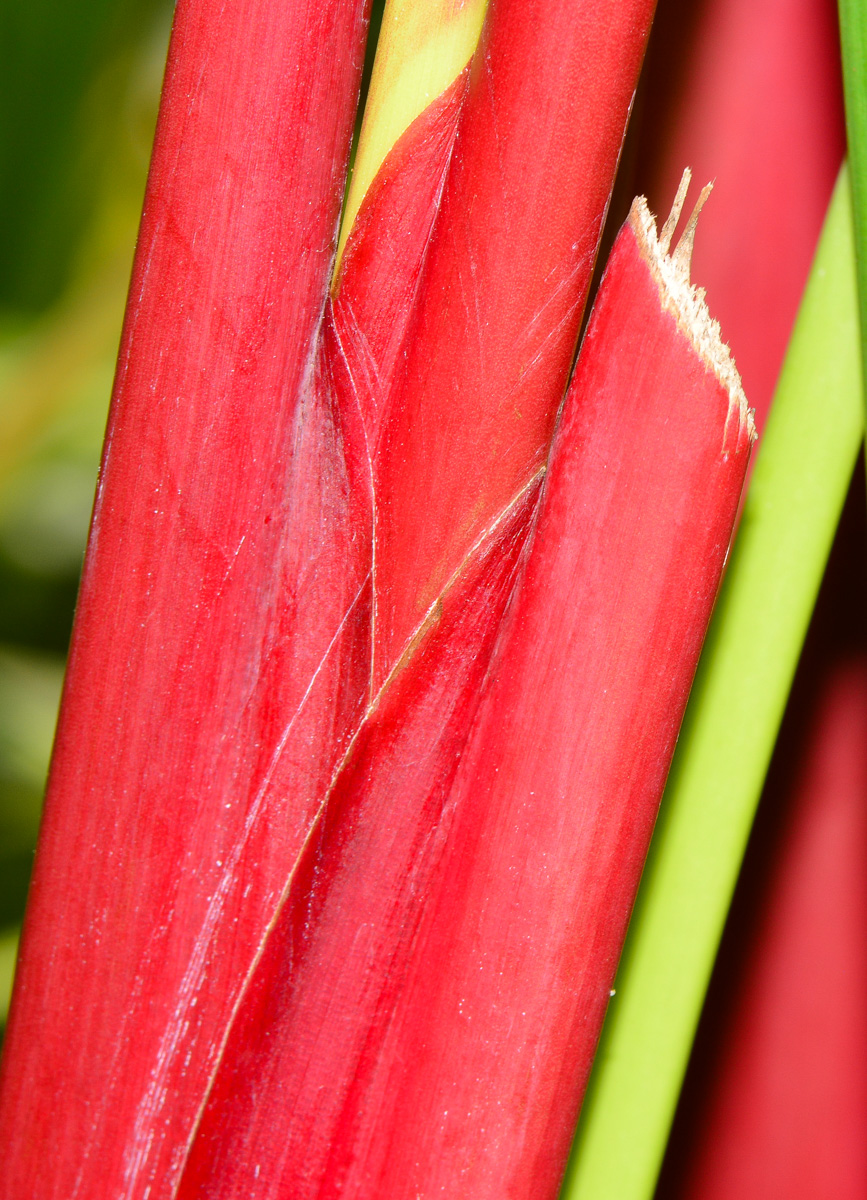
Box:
173;218;751;1200
371;0;657;683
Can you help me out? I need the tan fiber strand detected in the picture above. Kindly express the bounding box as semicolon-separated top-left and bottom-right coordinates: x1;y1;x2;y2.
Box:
629;171;756;443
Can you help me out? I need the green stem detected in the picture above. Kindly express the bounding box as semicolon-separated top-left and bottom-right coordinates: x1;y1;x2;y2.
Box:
561;166;863;1200
839;0;867;418
0;926;20;1030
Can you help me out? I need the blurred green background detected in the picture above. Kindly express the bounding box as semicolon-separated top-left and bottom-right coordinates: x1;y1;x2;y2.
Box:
0;0;174;1028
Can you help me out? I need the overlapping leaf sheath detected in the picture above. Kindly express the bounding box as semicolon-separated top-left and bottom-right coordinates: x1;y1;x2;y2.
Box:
175;480;542;1199
675;665;867;1200
0;0;661;1193
0;1;372;1196
370;0;657;683
171;194;753;1200
328;69;470;448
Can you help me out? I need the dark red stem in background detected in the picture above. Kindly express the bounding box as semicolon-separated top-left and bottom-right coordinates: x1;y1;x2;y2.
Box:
674;665;867;1200
637;0;844;432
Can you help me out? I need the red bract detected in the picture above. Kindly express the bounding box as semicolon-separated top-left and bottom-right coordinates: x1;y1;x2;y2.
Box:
172;194;753;1200
370;0;657;683
0;1;755;1196
176;478;543;1199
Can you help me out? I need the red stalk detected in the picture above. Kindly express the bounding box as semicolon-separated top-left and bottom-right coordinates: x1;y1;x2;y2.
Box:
172;190;753;1200
0;1;372;1195
306;0;659;692
176;477;543;1199
675;664;867;1200
637;0;844;431
370;0;657;683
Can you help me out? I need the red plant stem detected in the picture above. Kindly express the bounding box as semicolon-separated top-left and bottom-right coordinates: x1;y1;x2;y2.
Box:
173;195;753;1200
176;478;543;1199
675;664;867;1200
0;1;371;1197
370;0;657;684
638;0;844;432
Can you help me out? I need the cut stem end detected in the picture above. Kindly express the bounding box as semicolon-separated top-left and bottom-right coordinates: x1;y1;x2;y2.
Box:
629;172;755;444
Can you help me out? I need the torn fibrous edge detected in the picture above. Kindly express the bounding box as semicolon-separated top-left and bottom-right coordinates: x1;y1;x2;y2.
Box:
629;168;756;444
